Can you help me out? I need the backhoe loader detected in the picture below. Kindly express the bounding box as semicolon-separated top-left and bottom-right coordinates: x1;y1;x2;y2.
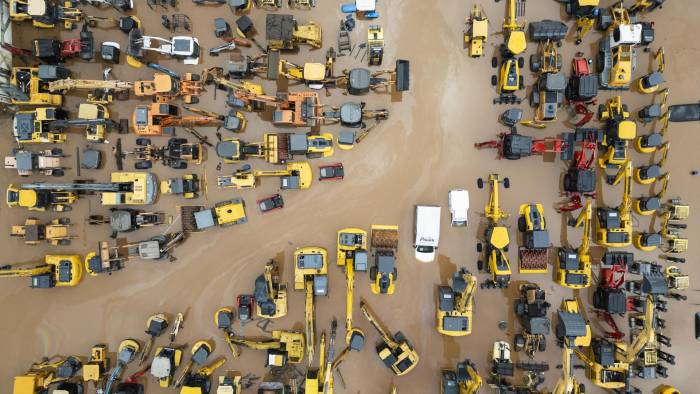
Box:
333;228;367;369
595;160;633;247
10;0;85;29
217;162;312;190
440;359;482;394
501;0;526;58
556;199;592;289
573;338;634;392
254;260;288;319
322;102;388;128
553;298;591;394
464;5;488;58
88;208;169;238
231;331;305;366
10;65;69;106
104;339;141;394
476;174;511;289
134;72;203;104
6;183;77;212
216;138;263;164
294;247;328;363
132;103;221;136
437;267;476;336
360;300;419;376
262;132;334;164
127;29;201;67
598;96;636;169
265;14;322;50
638;47;665;94
184;106;247;133
0;254;82;288
180;357;226;394
11;217;73;246
216;372;242;394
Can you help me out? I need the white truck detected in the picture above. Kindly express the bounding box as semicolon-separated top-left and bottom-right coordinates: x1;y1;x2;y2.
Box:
414;205;441;263
448;189;470;227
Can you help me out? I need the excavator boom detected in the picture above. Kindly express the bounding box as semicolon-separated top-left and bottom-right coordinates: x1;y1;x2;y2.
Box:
576;200;592;257
20;182;132;193
0;265;52;278
360;301;397;347
48;79;133;92
456;271;476;312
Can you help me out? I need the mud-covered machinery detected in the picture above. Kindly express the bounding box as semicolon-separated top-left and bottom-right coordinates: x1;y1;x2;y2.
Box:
10;0;86;29
217;162;312;190
47;76;132;105
88;208;169;238
514;284;551;358
261;132;334;164
464;5;488;58
598;96;636;169
596;160;633;248
12;356;85;394
305;320;337;394
294;247;328;362
441;359;482;394
179;356;227;394
369;224;399;295
179;199;247;232
8;65;69;106
573;337;634;392
553;299;591;394
557;199;593;289
11;218;73;246
161;174;201;199
517;203;549;273
134;72;203;104
437;267;476;336
0;254;83;288
254;260;288;319
322;102;389;128
265;14;322;50
5;149;65;177
476;174;511;289
132;103;221;136
215;138;262;164
116;137;204;170
360;300;419;376
231;331;305;367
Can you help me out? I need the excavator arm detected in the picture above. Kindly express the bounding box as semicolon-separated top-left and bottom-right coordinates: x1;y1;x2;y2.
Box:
230;337;282;350
305;279;316;363
455;271;476;313
0;265;53;278
574;200;592;258
360;300;397;348
346;258;355;334
625;295;656;362
48;79;133;92
553;340;577;394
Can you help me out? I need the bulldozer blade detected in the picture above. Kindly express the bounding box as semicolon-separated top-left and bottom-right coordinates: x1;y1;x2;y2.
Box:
395;60;410;92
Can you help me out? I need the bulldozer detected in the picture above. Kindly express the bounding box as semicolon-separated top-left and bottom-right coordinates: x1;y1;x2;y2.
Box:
595;160;633;247
215;138;263;164
132;103;221;136
333;60;410;95
369;225;399;295
436;267;476;336
262;132;334;164
440;359;482;394
553;298;591;394
0;254;83;288
10;66;69;106
254;260;288;319
333;228;368;368
10;0;86;29
217;162;312;190
265;14;322;50
556;199;593;289
273;91;322;127
464;5;488;58
88;208;169;238
231;331;305;367
11;217;73;246
598;96;636;169
476;174;511;289
294;247;329;363
134;72;203;104
360;299;419;376
179;199;247;232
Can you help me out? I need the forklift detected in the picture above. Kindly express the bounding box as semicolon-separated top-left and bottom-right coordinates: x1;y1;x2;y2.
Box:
476;174;512;289
360;300;419;376
0;254;83;288
254;260;288;319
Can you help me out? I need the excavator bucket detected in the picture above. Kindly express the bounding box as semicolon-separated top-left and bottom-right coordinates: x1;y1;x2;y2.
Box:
395;60;410;92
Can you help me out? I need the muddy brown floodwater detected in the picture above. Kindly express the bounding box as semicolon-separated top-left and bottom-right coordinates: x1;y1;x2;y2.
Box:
2;0;700;393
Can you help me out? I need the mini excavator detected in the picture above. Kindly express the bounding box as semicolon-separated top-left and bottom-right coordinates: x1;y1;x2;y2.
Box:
476;174;511;289
638;47;665;94
254;260;288;319
333;228;368;368
179;357;226;394
436;267;476;336
633;142;668;186
294;247;328;363
217;162;312;190
360;300;419;376
598;96;636;169
0;254;82;288
104;339;141;394
441;359;482;394
553;298;591;394
231;331;305;367
596;160;633;248
557;199;593;289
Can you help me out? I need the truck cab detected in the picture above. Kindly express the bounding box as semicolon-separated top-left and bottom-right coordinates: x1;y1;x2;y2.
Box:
414;205;441;263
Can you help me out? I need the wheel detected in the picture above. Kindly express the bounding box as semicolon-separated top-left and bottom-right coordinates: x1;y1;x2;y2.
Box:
518;57;525;68
477;260;484;271
392;268;398;280
538;338;546;352
58;218;71;225
134;160;152;170
514;334;525;351
504;245;509;252
51;148;63;155
514;300;525;316
596;54;605;73
370;266;378;280
51;169;65;177
519;75;524;90
477;178;484;189
622;104;629;113
503;177;510;188
530;90;539;107
136;137;151;146
58;239;71;246
491;57;498;68
188;97;199;104
491;75;498;86
189;73;201;81
518;216;526;232
477;243;483;253
530;54;540;72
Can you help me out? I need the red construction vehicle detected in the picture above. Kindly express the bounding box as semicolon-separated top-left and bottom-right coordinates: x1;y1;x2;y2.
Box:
474;131;566;160
566;56;598;127
557;129;601;212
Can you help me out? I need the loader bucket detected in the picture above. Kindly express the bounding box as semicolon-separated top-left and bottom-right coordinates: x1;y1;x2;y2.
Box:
395;60;409;92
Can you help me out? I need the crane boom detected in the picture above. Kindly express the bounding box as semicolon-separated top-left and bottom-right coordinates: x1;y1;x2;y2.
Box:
20;182;133;193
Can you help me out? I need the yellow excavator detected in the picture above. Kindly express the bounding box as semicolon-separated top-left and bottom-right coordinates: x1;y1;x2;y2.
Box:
556;199;592;289
215;307;240;359
553;298;591;394
440;359;482;394
360;300;419;376
294;246;329;363
634;142;669;185
573;338;631;392
634;172;669;216
255;260;288;319
0;254;83;288
477;174;511;288
638;47;665;94
596;160;633;247
437;267;476;336
13;357;81;394
231;330;305;367
598;96;637;169
47;77;133;105
333;228;368;368
175;341;215;388
104;339;141;394
502;0;526;58
180;357;227;394
305;320;337;394
217;162;313;190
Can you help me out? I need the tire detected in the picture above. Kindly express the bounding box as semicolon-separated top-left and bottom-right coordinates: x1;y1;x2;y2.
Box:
477;178;484;189
189;97;199;104
596;55;605;73
504;177;510;188
190;73;201;81
58;218;71;225
518;57;525;68
514;300;525;316
519;76;524;90
518;217;526;232
134;160;152;170
538;338;546;352
514;334;525;351
52;169;65;177
491;75;498;86
370;266;378;280
530;54;540;73
51;148;63;155
136;137;151;146
392;268;398;280
504;245;509;252
530;90;538;108
622;104;629;113
492;57;498;68
477;260;484;271
477;243;483;253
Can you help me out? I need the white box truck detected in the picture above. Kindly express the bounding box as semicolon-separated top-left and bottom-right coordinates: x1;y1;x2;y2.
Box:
414;205;441;263
448;189;469;227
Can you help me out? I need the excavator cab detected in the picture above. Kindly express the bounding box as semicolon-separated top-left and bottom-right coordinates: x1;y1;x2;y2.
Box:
255;260;288;319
